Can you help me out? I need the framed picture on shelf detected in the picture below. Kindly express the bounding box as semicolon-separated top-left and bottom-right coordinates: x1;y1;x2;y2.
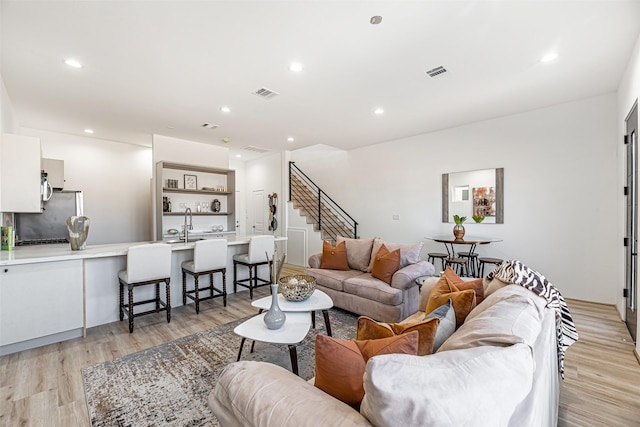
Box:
184;174;198;190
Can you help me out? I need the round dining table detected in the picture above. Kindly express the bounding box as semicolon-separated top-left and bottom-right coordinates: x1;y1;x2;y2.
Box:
425;236;503;276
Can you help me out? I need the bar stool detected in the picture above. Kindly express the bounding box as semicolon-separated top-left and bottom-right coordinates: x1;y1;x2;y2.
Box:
479;257;504;277
427;252;448;271
458;251;479;277
182;239;228;314
233;235;275;299
118;243;172;333
445;257;468;277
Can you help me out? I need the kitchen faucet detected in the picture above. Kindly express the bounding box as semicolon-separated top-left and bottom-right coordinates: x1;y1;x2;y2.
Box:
184;208;193;243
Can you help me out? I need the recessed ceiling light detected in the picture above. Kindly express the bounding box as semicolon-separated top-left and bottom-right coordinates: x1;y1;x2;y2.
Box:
374;108;384;115
370;16;383;25
84;128;94;134
287;137;295;142
65;59;83;68
220;106;231;113
235;154;242;158
540;52;558;63
289;62;303;72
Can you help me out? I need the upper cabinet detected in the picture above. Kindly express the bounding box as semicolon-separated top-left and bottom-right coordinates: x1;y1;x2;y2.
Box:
154;162;236;240
42;158;65;189
0;133;42;213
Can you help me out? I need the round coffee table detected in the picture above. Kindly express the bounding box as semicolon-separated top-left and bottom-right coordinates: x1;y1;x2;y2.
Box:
234;312;311;375
251;289;334;336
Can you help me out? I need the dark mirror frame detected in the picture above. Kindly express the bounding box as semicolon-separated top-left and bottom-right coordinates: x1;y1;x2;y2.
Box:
442;167;504;224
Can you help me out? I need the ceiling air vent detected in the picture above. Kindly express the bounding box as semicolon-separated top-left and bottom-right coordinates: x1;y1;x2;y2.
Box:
244;145;270;153
201;123;219;129
425;66;448;78
253;87;279;100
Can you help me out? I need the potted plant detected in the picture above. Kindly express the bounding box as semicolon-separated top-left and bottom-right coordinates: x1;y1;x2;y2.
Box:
453;215;466;240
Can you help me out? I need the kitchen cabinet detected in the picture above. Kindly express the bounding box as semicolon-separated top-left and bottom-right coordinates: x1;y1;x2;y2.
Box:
0;133;42;212
0;260;83;350
154;162;236;240
42;157;65;189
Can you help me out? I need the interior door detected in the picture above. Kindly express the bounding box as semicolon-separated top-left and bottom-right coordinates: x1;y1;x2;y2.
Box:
625;101;638;343
251;190;265;235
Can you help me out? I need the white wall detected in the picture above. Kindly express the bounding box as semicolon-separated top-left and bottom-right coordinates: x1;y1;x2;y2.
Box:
229;158;246;236
0;75;17;134
292;93;618;305
152;134;229;168
20;128;153;244
617;33;640;355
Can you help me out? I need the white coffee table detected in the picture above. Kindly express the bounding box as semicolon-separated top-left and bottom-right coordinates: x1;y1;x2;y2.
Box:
251;289;334;336
234;312;311;375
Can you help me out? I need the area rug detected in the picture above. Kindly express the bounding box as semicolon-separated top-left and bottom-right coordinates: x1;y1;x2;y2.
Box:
81;308;358;427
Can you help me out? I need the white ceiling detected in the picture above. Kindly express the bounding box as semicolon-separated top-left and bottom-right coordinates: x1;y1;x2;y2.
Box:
2;1;640;160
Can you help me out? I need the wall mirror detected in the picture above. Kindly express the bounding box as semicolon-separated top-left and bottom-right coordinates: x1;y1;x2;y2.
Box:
442;168;504;224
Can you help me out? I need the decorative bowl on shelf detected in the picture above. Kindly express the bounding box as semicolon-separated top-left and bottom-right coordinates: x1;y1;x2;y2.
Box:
278;275;316;301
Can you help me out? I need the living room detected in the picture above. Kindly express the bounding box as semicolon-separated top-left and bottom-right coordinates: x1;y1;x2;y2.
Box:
1;1;640;425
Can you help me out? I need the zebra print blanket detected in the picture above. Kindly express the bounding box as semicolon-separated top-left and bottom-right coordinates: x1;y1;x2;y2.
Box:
486;260;578;379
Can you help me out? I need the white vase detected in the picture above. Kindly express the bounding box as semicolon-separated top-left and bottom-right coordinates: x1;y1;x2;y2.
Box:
263;284;286;330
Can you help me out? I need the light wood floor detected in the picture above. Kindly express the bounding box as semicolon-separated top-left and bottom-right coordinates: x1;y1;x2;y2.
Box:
1;265;638;426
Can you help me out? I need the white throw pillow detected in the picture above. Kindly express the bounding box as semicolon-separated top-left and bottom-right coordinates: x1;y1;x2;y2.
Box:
360;344;534;427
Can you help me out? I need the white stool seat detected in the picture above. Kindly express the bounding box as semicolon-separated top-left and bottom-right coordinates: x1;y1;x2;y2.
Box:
232;253;250;263
182;239;228;313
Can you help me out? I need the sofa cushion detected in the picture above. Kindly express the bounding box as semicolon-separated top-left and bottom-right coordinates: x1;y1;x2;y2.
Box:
443;266;485;304
337;236;375;272
356;316;439;356
343;275;404;305
370;245;401;285
424;299;457;351
305;268;366;292
367;239;424;271
438;285;545;352
314;332;419;408
426;275;476;328
483;276;511;298
360;344;534;427
320;241;350;270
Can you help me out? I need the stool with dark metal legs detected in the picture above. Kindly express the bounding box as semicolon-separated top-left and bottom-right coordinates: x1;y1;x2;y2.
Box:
427;252;448;272
118;243;172;333
233;235;275;299
445;257;468;277
182;239;228;314
479;257;504;277
457;251;479;277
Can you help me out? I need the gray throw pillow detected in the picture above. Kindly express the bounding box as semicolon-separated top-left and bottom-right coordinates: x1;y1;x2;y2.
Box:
425;299;456;351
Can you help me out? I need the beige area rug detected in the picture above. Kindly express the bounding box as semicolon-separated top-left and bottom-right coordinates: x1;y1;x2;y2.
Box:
81;308;358;427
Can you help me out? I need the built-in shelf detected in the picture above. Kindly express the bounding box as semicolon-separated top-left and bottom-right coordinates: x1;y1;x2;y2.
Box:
162;187;231;195
162;212;231;216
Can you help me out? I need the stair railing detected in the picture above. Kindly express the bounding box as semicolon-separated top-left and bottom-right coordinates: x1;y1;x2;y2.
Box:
289;161;358;240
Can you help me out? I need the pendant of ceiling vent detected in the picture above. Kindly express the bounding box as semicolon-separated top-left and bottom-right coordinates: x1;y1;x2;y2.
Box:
426;66;447;78
253;87;279;100
202;123;219;129
243;145;270;153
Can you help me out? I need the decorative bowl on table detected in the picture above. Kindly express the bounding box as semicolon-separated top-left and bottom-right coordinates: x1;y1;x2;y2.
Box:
278;275;316;301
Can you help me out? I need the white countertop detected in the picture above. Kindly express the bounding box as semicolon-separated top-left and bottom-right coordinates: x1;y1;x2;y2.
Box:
0;235;286;266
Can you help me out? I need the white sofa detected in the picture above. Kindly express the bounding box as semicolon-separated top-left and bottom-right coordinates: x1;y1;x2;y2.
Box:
209;278;561;427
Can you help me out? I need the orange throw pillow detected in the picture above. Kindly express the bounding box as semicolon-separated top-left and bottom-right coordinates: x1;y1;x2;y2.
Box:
314;332;419;408
443;266;486;304
371;244;401;285
320;241;349;270
426;275;476;328
357;316;439;356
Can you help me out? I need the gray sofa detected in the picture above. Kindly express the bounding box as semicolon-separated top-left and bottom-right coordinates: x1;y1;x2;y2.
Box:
305;237;435;323
209;277;561;426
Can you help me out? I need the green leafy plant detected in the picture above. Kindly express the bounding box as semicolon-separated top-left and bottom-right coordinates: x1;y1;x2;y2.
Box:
453;215;467;225
472;215;485;223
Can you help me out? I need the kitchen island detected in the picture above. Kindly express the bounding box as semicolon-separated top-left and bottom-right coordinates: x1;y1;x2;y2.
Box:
0;235;286;355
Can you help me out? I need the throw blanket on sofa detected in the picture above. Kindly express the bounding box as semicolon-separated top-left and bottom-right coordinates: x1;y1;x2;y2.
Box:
486;260;578;379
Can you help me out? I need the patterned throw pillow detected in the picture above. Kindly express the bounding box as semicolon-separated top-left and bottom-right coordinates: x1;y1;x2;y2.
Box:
319;241;349;270
314;332;419;408
370;244;401;285
357;316;439;356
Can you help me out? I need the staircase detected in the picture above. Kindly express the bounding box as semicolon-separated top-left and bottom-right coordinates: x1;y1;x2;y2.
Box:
289;162;358;243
